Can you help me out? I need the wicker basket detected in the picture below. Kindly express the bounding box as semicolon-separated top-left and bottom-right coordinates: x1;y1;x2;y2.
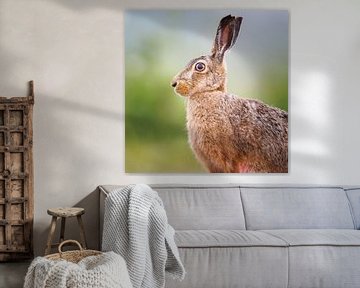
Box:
45;240;102;263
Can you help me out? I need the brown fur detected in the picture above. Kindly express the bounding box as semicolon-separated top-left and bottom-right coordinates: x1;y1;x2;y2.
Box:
171;15;288;173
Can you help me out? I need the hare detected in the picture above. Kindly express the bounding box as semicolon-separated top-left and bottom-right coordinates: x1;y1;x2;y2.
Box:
171;15;288;173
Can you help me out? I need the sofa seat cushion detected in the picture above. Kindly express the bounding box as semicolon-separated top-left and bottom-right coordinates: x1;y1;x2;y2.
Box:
262;229;360;246
175;230;288;248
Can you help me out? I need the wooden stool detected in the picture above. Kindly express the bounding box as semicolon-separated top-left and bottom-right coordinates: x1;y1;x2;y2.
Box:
45;207;87;255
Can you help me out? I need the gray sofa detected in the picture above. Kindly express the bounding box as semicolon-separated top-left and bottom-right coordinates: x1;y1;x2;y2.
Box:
99;185;360;288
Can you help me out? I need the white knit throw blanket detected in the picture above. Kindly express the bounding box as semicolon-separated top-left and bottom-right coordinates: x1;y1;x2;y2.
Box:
102;184;185;288
23;252;133;288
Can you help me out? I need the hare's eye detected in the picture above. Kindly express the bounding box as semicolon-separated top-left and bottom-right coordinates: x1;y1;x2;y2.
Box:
194;62;206;72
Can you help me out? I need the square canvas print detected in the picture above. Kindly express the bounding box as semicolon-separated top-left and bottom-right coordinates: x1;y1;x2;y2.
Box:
125;9;288;173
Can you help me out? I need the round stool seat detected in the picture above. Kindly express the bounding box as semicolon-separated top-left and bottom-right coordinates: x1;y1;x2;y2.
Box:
47;207;85;218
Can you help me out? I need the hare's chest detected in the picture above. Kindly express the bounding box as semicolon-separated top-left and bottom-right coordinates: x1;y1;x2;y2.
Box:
186;104;232;148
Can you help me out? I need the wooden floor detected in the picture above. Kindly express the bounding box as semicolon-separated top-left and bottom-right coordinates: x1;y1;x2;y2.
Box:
0;261;30;288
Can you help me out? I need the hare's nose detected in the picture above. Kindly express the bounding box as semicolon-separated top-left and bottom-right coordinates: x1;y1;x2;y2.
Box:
171;81;177;88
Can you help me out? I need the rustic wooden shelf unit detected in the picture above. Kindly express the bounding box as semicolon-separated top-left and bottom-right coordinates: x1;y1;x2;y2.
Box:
0;81;34;261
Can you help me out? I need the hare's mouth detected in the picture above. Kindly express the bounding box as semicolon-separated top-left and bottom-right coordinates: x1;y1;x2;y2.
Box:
173;81;190;97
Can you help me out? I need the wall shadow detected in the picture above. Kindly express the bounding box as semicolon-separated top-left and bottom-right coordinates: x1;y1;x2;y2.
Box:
32;92;121;256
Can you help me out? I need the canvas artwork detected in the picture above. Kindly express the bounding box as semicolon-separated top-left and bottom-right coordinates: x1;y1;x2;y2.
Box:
125;10;288;173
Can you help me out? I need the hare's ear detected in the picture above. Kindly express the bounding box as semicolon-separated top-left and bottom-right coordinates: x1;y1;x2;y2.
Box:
211;15;243;62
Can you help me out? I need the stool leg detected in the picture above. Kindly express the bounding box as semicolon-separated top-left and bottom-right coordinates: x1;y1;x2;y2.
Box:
77;215;87;249
45;216;57;255
60;217;66;243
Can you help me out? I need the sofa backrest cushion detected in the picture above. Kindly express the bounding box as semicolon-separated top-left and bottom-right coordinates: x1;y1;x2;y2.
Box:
345;188;360;229
152;185;246;230
240;187;355;230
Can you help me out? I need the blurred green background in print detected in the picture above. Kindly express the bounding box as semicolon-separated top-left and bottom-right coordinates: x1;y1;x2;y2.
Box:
125;9;288;173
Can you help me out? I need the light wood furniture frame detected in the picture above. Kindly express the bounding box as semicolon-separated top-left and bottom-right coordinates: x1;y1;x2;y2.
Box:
45;207;87;255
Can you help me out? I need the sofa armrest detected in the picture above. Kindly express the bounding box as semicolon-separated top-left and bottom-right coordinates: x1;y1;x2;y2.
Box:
98;186;109;250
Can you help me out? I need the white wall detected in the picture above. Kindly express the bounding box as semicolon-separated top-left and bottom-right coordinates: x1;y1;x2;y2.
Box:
0;0;359;256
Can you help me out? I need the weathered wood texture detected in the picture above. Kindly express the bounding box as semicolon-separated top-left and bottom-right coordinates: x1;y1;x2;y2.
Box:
45;207;87;255
0;81;34;261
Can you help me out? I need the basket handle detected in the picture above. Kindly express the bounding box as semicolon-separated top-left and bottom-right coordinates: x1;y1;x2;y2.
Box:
58;240;83;255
